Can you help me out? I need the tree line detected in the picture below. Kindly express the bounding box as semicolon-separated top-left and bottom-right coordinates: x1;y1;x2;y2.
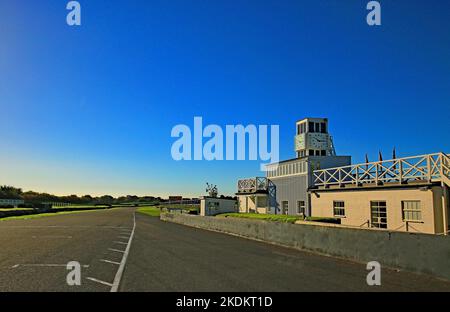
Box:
0;185;162;205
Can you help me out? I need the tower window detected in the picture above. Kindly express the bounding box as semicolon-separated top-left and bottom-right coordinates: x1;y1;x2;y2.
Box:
315;123;320;133
320;122;327;133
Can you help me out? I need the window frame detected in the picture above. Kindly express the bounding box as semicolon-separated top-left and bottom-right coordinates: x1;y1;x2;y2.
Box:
370;201;387;229
297;201;306;215
402;200;422;222
282;201;289;215
333;201;346;217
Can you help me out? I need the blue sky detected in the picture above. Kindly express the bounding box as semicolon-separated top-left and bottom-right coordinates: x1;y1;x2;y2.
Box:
0;0;449;197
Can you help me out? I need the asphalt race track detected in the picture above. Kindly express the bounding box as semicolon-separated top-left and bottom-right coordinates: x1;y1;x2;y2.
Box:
0;208;449;292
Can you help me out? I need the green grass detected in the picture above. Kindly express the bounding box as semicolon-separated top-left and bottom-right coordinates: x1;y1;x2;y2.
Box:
137;206;161;217
304;216;341;224
0;209;107;221
52;205;110;209
217;213;341;224
156;204;199;213
0;208;34;212
217;213;302;223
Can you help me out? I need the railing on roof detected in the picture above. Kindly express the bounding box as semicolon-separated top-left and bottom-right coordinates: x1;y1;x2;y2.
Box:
313;152;450;188
237;177;269;193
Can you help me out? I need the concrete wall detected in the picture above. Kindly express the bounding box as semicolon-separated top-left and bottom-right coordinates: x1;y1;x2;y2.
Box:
160;212;450;281
311;185;444;234
200;197;237;216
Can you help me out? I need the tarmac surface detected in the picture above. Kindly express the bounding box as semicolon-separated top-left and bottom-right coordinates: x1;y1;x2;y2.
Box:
0;208;449;292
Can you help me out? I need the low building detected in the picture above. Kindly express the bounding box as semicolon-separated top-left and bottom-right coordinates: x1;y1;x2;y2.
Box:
236;177;276;214
200;197;237;216
0;199;25;208
309;153;450;235
236;117;351;216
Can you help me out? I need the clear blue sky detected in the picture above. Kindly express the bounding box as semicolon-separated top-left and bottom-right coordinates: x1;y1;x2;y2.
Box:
0;0;449;197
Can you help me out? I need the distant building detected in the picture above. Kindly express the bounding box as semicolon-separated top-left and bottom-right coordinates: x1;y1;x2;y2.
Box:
168;196;183;201
0;199;25;208
237;118;351;216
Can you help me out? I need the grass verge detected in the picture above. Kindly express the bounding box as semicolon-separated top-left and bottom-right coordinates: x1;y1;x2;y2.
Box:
0;208;34;212
217;213;302;223
137;206;161;217
0;209;108;221
156;204;200;214
217;213;340;224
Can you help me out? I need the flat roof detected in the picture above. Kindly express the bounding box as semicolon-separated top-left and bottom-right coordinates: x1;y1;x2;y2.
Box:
265;155;352;167
309;181;438;193
296;117;328;123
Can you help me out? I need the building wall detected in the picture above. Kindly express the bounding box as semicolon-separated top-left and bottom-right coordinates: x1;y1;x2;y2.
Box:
238;195;268;214
268;156;352;216
270;175;309;215
200;197;237;216
432;186;445;234
310;186;444;234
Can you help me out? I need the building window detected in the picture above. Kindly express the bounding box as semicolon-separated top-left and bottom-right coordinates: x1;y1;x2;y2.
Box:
321;150;327;156
315;123;320;133
320;122;327;133
298;123;306;134
402;201;422;222
282;201;289;215
333;201;345;217
297;201;306;215
371;201;387;229
309;122;315;133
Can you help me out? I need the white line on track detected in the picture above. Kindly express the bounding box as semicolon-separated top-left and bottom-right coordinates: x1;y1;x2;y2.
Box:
117;236;129;240
32;235;72;239
109;248;125;253
100;259;121;265
113;241;128;245
110;211;136;292
12;264;89;269
86;277;113;287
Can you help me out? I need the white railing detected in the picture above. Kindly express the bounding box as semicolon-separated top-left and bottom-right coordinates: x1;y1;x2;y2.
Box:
313;152;450;188
237;177;269;193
